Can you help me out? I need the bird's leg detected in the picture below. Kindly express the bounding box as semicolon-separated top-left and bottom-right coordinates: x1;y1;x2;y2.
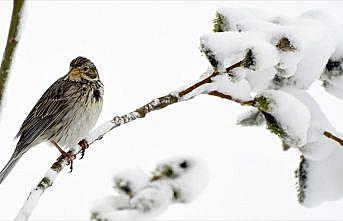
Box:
50;140;75;172
78;139;89;160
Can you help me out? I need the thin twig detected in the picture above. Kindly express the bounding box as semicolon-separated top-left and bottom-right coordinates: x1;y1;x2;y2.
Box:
323;131;343;146
178;70;218;97
208;91;255;106
178;60;243;97
0;0;25;109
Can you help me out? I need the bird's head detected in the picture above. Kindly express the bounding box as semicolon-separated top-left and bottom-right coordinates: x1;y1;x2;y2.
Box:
68;56;99;82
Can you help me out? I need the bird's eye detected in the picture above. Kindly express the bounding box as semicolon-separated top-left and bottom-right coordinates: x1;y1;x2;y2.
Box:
86;71;98;79
83;67;89;72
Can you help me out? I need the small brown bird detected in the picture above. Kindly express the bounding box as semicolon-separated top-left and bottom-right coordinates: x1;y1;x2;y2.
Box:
0;56;104;183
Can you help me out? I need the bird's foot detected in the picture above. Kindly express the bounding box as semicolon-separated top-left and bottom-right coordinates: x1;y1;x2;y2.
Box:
57;150;76;172
78;139;89;160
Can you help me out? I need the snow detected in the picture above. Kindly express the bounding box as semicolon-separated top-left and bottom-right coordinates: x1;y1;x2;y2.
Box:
300;9;343;60
131;182;173;215
301;138;338;162
282;88;337;160
271;88;343;206
216;7;289;32
91;156;209;220
152;156;209;203
180;73;252;102
291;31;335;89
200;32;245;70
85;120;114;144
276;51;303;78
321;61;343;99
200;31;279;72
300;147;343;207
209;7;343;91
226;10;335;86
113;168;150;196
322;81;343;99
244;67;276;92
14;188;43;221
91;195;130;219
45;169;58;181
257;90;311;147
236;108;265;127
206;8;341;96
2;2;343;220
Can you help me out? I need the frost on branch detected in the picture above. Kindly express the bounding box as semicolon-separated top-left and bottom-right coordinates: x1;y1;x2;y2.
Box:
91;156;209;221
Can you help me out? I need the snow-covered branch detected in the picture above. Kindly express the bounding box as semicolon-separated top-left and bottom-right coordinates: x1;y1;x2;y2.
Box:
14;7;343;220
15;59;252;221
90;156;209;221
15;95;177;221
0;0;25;110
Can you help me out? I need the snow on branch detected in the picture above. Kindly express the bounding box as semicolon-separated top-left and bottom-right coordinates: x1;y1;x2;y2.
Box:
90;156;209;221
0;0;25;110
208;8;343;207
211;8;343;91
15;57;253;221
15;96;177;221
15;7;343;220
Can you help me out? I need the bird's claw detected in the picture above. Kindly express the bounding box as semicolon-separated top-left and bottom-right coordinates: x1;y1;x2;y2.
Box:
78;139;89;160
57;150;76;172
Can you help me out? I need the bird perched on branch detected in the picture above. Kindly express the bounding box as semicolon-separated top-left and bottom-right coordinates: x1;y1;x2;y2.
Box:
0;56;104;183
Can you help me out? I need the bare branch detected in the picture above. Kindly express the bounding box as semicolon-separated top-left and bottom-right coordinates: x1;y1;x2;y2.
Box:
323;131;343;146
208;91;255;106
178;59;244;97
0;0;25;109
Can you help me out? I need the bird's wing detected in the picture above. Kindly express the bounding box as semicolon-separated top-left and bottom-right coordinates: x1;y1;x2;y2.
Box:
15;77;78;150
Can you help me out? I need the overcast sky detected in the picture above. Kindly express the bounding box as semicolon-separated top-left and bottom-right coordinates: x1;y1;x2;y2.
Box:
1;1;343;220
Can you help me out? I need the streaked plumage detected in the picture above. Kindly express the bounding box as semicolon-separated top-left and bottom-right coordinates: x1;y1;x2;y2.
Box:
0;56;103;183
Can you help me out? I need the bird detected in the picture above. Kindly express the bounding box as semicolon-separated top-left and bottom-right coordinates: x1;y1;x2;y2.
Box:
0;56;104;184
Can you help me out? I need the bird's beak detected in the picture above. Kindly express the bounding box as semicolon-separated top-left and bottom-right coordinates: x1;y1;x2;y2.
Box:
69;68;82;80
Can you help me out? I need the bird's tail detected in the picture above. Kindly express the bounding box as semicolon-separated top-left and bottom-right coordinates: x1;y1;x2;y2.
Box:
0;153;22;184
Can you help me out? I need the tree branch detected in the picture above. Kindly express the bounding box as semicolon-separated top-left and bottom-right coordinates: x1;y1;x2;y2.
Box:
0;0;25;109
208;91;255;106
323;131;343;146
178;60;243;97
15;95;179;221
15;60;251;220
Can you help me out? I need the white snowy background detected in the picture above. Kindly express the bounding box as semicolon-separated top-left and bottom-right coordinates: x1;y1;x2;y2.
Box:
1;1;343;220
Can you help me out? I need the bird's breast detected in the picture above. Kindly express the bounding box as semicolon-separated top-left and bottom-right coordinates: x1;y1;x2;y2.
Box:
53;84;103;148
